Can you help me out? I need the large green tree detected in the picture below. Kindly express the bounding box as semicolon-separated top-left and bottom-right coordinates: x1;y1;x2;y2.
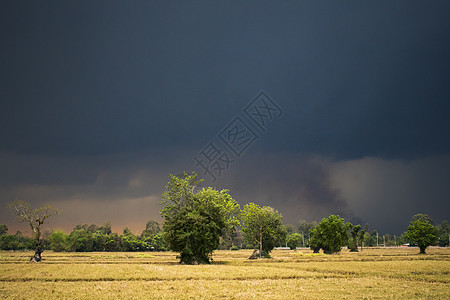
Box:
406;215;437;254
160;172;240;264
309;215;348;254
8;200;59;262
240;203;286;258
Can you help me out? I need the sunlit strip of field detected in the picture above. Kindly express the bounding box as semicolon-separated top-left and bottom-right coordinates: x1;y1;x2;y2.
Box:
0;248;449;299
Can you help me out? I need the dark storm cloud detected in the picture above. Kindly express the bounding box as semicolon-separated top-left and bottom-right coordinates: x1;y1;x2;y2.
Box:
0;151;190;234
214;153;354;223
1;1;449;233
330;155;450;233
1;1;449;158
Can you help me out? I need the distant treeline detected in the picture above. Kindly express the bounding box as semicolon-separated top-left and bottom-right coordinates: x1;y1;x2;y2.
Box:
0;218;448;252
0;221;166;252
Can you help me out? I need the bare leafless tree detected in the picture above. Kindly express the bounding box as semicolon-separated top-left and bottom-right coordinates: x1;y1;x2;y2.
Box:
8;200;59;262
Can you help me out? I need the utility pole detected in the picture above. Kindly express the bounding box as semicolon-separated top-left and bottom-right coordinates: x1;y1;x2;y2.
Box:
376;231;379;248
383;235;386;247
302;231;305;247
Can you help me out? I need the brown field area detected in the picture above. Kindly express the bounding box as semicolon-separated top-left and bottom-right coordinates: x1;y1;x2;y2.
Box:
0;247;449;299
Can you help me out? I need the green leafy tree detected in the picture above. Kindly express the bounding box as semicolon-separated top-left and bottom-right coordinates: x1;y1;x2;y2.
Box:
141;220;161;239
436;220;449;247
151;232;167;251
411;214;434;224
91;232;106;251
309;215;348;254
123;227;133;236
297;219;317;247
286;233;303;250
240;203;286;258
97;221;112;235
104;233;121;251
309;227;322;253
284;224;296;235
406;215;437;254
69;228;94;252
160;173;240;264
359;224;369;250
48;230;69;252
0;224;8;236
8;200;59;261
348;224;362;252
0;234;22;250
121;233;146;251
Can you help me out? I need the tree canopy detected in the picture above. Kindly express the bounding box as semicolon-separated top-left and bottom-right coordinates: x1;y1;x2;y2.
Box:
309;215;349;254
240;203;286;258
406;215;437;254
286;233;303;250
436;220;449;247
0;224;8;236
160;172;240;264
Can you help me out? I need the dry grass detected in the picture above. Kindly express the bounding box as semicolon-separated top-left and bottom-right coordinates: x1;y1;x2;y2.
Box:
0;248;449;299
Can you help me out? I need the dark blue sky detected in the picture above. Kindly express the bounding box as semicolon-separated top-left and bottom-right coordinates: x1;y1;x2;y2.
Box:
1;1;449;234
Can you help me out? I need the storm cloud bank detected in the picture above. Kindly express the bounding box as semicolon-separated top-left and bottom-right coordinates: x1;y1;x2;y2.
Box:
2;150;448;235
1;1;449;235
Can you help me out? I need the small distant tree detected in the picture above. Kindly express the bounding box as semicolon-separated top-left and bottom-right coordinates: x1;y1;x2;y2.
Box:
359;224;369;251
284;224;296;235
406;215;437;254
0;224;8;236
69;228;94;252
123;227;133;236
8;200;59;261
286;233;303;250
104;233;121;251
97;221;112;235
348;224;362;252
298;219;318;247
309;215;348;254
141;220;161;239
151;232;167;251
48;230;69;252
436;220;449;247
240;203;286;258
160;172;240;264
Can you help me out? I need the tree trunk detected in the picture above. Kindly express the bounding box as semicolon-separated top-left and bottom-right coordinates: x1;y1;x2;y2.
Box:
248;249;261;259
30;250;42;262
419;246;426;254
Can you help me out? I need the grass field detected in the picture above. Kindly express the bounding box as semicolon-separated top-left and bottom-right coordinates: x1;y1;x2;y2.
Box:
0;247;449;299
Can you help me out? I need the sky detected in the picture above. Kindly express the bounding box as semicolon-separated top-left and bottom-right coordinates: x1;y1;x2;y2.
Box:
1;1;449;235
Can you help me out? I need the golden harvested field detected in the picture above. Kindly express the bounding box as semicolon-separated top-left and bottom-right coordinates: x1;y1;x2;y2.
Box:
0;248;449;299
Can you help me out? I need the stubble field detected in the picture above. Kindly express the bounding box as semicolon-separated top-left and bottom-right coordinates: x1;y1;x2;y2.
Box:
0;248;449;299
